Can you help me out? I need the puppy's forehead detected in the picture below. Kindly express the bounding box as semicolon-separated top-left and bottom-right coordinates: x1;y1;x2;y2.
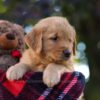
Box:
36;17;75;39
44;23;75;39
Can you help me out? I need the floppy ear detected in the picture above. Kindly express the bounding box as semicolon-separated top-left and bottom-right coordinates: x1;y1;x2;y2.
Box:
72;27;76;55
73;39;76;55
25;28;42;54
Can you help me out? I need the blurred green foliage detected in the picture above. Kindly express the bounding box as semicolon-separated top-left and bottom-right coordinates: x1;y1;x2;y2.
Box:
0;0;7;13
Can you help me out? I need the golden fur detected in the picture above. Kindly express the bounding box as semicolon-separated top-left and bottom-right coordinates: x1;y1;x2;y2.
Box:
6;16;76;87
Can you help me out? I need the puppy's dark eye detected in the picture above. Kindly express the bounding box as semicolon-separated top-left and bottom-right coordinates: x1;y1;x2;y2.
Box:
68;38;72;42
50;36;58;41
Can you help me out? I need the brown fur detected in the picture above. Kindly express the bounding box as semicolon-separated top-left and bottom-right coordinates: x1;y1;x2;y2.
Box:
0;20;25;51
0;20;25;70
6;16;76;87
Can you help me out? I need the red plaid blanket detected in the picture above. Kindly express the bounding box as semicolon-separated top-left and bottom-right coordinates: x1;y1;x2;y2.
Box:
0;68;85;100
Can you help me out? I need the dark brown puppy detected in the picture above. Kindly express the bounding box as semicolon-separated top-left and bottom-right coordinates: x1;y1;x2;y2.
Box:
0;20;25;70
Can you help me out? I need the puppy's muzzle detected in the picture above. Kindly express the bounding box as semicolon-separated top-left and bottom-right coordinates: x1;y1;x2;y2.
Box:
6;33;15;40
63;49;71;59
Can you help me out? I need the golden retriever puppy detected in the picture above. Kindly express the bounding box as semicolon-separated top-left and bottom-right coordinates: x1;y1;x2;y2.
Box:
6;16;76;87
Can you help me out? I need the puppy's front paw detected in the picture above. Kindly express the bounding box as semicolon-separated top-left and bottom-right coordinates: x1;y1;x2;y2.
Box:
43;69;61;87
6;64;26;80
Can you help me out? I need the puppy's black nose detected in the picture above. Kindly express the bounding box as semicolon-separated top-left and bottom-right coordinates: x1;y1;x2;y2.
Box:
63;50;71;58
6;33;15;40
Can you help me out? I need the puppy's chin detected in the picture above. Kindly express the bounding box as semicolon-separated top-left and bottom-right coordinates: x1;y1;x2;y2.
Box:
50;55;71;64
53;52;70;60
41;52;72;65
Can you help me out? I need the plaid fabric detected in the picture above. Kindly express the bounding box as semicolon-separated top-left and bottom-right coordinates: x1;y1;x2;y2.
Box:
0;68;85;100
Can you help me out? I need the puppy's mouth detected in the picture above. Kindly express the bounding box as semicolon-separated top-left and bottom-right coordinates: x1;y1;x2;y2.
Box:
59;55;71;61
57;49;71;60
42;49;71;64
52;53;71;62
